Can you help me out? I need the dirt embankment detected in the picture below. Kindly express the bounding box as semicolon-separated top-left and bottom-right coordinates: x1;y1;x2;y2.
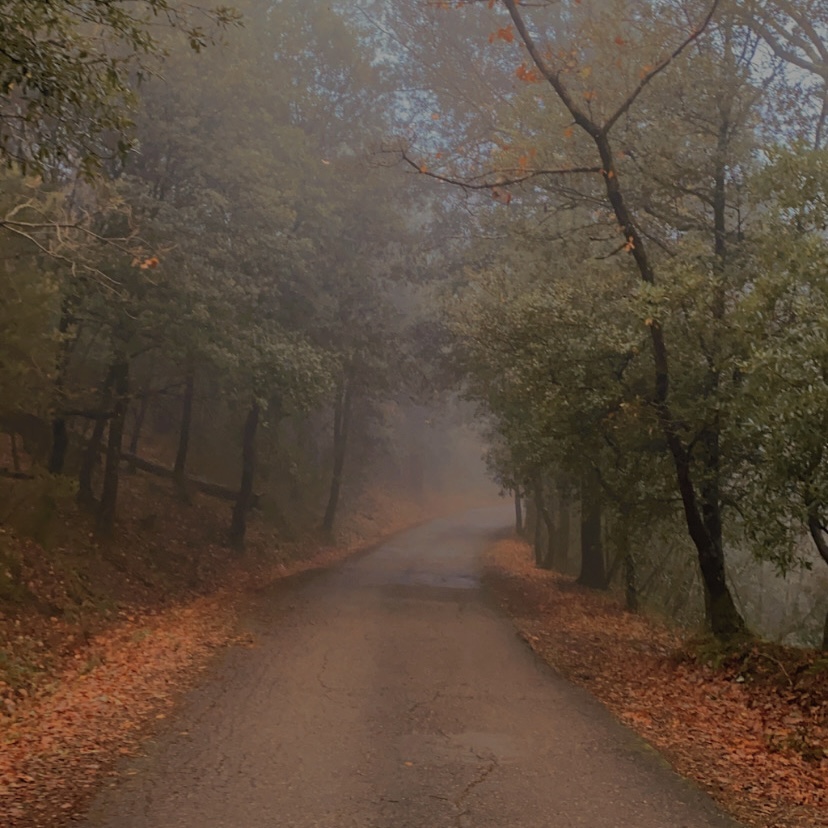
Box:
484;538;828;828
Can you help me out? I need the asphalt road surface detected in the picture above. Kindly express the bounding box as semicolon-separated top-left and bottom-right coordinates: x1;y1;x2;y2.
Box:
82;506;740;828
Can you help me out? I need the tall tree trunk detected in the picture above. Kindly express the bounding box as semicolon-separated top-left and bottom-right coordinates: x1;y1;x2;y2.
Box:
47;294;79;474
230;401;260;549
77;365;117;508
9;431;22;474
617;519;638;612
698;386;727;629
530;470;546;567
532;497;543;566
322;373;353;535
127;392;150;473
821;611;828;653
578;468;606;589
691;116;744;635
538;488;556;570
624;549;638;613
78;417;106;508
9;434;21;473
97;358;129;537
514;488;524;535
553;480;571;570
807;513;828;568
173;367;195;491
49;418;69;476
806;513;828;651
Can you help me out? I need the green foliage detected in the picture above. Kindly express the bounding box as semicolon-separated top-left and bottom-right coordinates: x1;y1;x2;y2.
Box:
730;147;828;572
0;175;63;418
0;0;240;174
0;0;447;550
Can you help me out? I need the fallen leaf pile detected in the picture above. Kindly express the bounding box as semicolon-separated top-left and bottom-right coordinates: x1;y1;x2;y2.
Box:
484;538;828;828
0;595;236;826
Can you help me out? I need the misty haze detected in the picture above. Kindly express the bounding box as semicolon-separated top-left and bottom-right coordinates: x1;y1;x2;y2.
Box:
0;2;826;827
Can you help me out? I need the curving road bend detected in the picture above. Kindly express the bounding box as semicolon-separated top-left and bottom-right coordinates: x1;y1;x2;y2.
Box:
82;506;740;828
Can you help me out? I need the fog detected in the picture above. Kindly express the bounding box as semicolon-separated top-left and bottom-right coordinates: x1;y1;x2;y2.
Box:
1;0;827;648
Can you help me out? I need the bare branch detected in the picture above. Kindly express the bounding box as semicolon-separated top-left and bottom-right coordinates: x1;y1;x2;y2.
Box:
397;147;601;189
602;0;722;134
501;0;600;137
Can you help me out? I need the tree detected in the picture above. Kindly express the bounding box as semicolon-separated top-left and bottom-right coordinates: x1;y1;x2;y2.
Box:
733;146;828;648
0;0;240;175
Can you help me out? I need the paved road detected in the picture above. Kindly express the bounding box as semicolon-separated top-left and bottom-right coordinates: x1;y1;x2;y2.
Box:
82;507;739;828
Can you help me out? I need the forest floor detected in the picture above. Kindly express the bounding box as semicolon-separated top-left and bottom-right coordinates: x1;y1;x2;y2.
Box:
483;538;828;828
0;470;469;827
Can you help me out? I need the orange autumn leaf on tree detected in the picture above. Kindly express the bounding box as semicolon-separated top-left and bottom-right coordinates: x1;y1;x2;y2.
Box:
132;256;160;270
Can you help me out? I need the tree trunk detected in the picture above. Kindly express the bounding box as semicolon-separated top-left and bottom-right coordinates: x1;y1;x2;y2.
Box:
699;422;729;629
578;468;606;589
806;513;828;651
47;292;78;474
624;550;638;612
689;116;745;637
96;358;129;536
532;499;543;566
173;367;195;491
530;471;546;567
822;608;828;653
538;491;556;570
10;434;21;473
807;513;828;568
78;366;117;508
514;489;524;535
322;372;353;535
127;392;150;473
78;417;107;507
612;505;638;612
229;401;260;549
621;528;638;612
48;419;69;475
554;482;571;570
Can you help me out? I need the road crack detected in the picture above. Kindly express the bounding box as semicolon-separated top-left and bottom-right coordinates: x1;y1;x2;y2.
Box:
453;754;498;827
316;650;334;694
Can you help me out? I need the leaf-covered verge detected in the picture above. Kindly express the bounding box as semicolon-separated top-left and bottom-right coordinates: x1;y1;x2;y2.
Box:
484;538;828;828
0;472;463;828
